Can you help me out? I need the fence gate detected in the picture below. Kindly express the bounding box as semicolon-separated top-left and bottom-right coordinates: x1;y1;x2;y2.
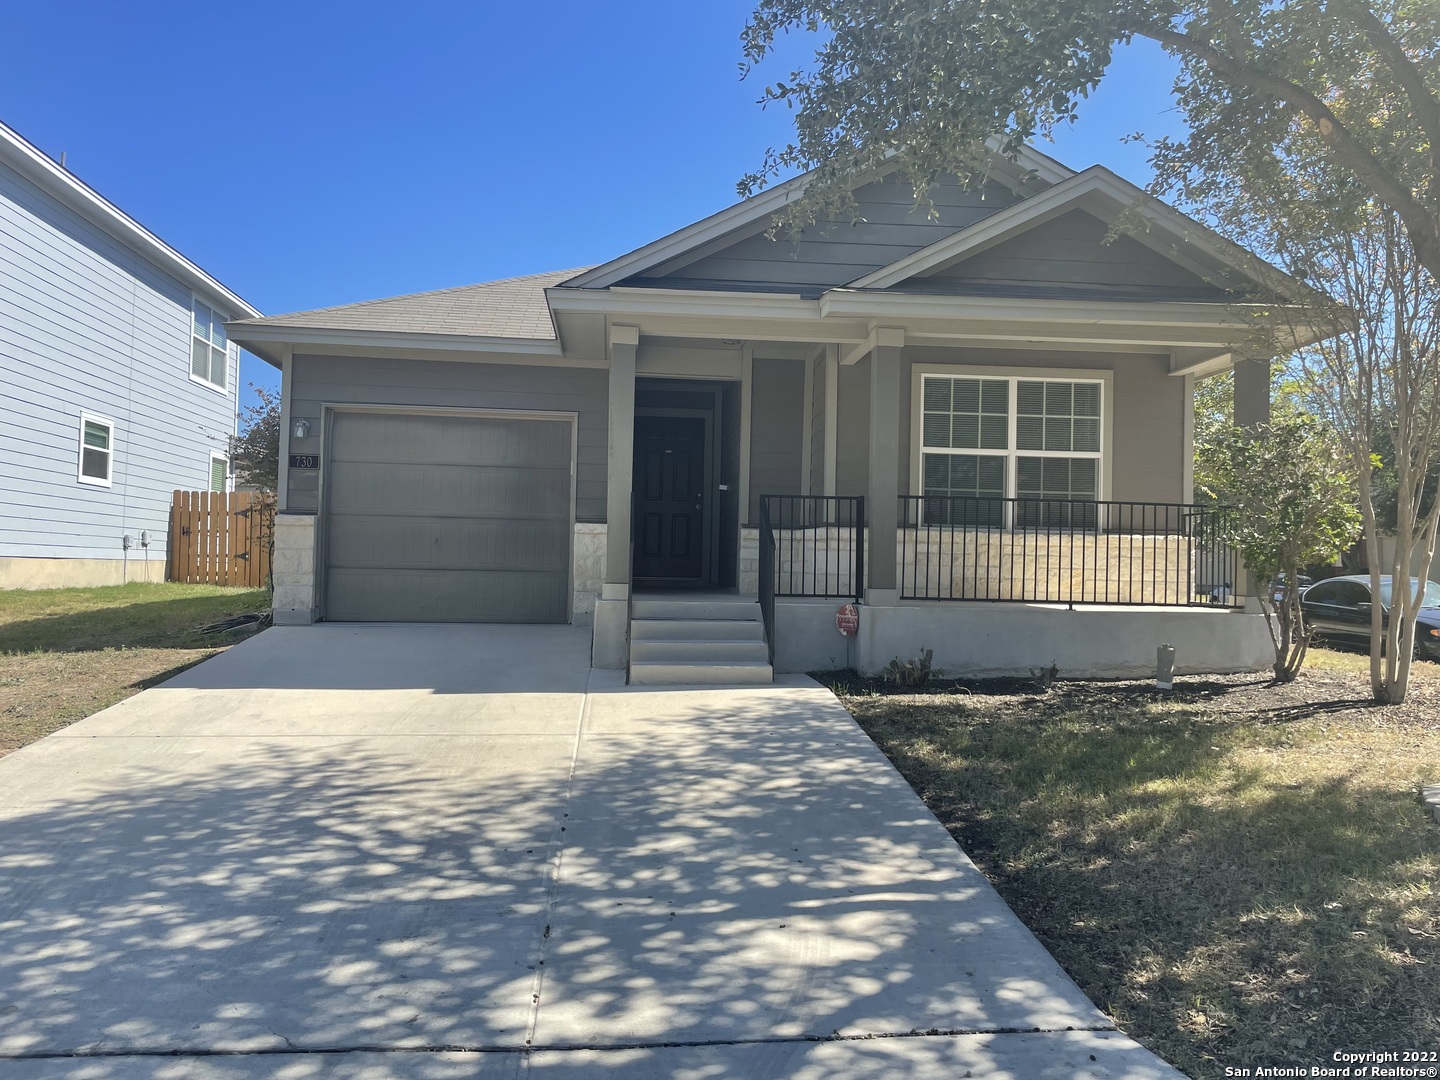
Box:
167;490;275;587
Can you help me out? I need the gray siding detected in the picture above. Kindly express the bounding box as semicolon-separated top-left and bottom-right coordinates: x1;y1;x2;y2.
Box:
0;159;240;563
748;357;806;522
833;347;1187;505
285;354;608;521
809;354;826;494
1110;355;1187;503
638;174;1022;291
899;347;1185;503
929;210;1231;298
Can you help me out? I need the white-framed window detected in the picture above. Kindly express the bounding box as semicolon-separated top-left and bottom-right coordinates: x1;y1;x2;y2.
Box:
919;372;1105;526
77;414;115;487
191;297;229;391
209;452;229;493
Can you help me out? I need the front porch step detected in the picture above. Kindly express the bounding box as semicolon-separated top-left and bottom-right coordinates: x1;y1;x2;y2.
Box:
629;660;775;685
631;618;765;642
631;597;762;622
627;596;773;684
630;638;771;663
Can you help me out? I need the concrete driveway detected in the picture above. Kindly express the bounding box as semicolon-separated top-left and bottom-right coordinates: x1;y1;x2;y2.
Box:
0;624;1182;1079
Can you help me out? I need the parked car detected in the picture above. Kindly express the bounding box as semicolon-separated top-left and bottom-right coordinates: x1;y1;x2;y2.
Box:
1299;575;1440;660
1270;573;1314;604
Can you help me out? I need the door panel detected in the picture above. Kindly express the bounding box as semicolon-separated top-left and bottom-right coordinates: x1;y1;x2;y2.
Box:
633;415;706;582
324;412;572;622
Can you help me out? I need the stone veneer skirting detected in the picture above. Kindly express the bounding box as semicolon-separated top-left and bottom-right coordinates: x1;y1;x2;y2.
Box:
271;513;317;624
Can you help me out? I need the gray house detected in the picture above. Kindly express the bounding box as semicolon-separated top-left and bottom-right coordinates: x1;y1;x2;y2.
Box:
231;146;1305;683
0;121;263;589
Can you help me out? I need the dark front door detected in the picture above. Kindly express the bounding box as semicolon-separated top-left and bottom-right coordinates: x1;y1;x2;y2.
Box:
633;415;706;583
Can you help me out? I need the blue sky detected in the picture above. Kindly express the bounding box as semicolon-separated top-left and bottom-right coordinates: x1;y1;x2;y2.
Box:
2;1;1185;407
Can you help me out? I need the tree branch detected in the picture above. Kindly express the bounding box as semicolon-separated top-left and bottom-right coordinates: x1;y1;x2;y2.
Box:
1136;22;1440;279
1327;0;1440;183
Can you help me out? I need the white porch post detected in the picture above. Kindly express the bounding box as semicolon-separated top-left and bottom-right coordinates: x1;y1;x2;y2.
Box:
592;324;638;668
866;328;905;605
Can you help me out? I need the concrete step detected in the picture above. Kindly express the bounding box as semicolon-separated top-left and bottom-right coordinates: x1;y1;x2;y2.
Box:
630;638;771;663
631;598;761;622
629;660;775;686
630;618;765;642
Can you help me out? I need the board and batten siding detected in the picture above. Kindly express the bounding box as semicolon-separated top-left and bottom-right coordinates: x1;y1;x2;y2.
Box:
284;354;608;521
637;174;1024;291
0;159;239;564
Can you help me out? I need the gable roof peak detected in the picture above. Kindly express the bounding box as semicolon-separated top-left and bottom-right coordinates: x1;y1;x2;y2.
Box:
561;143;1076;292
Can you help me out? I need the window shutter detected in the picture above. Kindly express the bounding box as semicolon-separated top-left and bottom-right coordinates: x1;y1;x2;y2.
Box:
211;456;228;492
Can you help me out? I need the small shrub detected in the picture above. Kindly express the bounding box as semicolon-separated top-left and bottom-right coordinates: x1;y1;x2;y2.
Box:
885;649;934;688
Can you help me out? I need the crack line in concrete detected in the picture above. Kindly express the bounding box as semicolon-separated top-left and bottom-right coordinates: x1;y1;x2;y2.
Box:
519;680;592;1048
0;1024;1123;1060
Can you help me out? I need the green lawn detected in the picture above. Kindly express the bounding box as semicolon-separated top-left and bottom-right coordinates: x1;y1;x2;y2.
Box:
0;583;269;756
830;649;1439;1079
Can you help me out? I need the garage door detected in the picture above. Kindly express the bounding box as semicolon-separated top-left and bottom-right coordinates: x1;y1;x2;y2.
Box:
323;411;572;622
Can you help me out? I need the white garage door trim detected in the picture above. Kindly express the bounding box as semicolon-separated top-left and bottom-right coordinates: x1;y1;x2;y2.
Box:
317;404;578;623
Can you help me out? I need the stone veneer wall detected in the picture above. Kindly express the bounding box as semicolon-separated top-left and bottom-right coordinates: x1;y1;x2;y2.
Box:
271;513;317;624
572;523;605;620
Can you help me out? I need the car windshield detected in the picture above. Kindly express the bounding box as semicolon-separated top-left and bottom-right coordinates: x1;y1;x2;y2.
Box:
1377;579;1440;608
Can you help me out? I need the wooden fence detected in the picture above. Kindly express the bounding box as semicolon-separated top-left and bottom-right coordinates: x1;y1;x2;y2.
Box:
167;490;275;587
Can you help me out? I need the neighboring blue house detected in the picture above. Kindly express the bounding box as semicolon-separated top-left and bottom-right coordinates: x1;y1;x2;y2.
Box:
0;121;264;588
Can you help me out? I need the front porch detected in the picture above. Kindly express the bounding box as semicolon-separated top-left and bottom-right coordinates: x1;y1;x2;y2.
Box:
588;320;1271;679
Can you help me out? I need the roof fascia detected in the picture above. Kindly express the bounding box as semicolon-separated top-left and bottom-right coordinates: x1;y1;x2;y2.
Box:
559;171;820;291
0;122;261;319
226;321;566;358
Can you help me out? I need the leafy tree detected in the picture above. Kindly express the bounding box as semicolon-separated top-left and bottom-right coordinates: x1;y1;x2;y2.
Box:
1178;103;1440;702
229;385;280;493
739;1;1440;280
1196;418;1361;681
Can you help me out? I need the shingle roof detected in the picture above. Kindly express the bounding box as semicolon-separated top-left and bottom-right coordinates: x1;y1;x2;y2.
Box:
230;268;592;340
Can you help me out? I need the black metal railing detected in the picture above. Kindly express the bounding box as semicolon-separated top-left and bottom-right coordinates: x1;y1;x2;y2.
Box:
897;495;1239;607
758;499;777;667
760;495;866;600
758;495;866;668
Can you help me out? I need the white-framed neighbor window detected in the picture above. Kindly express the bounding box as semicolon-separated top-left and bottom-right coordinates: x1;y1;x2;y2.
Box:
191;297;229;391
917;371;1106;526
77;414;114;487
209;452;229;493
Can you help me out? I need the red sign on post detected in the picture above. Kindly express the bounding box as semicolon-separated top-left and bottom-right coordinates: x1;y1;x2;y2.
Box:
835;603;859;637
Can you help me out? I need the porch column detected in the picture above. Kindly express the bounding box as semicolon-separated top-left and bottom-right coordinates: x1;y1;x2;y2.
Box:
1232;354;1272;612
866;328;905;606
1233;355;1271;429
593;325;638;668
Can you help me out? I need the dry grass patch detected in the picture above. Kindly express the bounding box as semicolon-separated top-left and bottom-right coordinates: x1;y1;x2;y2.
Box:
828;650;1439;1079
0;583;269;756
